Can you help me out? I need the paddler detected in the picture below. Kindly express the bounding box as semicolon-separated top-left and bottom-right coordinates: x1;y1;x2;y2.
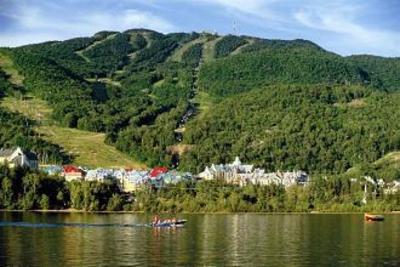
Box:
152;215;160;226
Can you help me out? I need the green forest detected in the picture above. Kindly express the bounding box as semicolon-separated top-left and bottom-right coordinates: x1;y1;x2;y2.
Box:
1;29;400;211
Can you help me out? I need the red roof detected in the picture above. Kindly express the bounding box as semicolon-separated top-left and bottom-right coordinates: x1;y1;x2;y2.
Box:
63;165;81;173
150;166;168;177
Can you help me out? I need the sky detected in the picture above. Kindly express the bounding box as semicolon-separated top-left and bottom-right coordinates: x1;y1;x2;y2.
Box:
0;0;399;57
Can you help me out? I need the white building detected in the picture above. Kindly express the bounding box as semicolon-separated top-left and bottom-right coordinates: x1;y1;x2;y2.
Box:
198;156;309;187
0;147;39;170
85;168;117;182
384;180;400;194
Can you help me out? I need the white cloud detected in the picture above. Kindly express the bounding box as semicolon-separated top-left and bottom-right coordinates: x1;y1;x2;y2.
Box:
293;3;400;56
81;9;176;33
0;1;176;46
182;0;281;21
199;0;266;14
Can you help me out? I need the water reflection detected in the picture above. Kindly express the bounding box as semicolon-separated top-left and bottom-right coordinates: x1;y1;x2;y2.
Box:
0;212;399;266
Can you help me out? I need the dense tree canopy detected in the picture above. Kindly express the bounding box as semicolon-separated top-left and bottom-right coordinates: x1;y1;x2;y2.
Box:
347;55;400;92
198;46;369;97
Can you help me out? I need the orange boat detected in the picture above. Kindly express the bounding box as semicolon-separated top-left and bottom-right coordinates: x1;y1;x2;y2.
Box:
364;213;384;222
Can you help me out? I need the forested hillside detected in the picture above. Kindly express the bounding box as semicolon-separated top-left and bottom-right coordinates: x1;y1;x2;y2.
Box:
1;29;400;180
180;85;400;175
198;46;369;97
347;55;400;92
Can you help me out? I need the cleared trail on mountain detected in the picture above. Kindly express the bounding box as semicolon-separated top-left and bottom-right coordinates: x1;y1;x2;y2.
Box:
168;36;207;62
202;36;223;63
75;33;118;63
173;36;221;140
0;51;24;86
230;38;255;55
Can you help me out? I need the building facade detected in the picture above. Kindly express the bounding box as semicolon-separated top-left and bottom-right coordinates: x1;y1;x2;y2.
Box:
198;156;309;187
0;147;39;170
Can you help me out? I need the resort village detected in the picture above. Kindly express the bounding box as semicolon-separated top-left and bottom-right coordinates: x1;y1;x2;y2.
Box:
1;146;399;194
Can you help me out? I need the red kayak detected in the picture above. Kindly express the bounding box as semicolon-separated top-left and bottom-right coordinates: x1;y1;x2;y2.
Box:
364;213;384;222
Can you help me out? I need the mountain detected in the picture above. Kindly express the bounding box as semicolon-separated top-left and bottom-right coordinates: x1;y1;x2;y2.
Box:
1;29;400;179
347;55;400;92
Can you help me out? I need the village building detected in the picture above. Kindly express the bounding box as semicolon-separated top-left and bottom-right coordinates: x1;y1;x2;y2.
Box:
85;168;117;182
150;166;169;178
384;180;400;194
121;170;149;192
250;170;309;187
62;165;84;182
0;147;39;170
198;156;309;187
162;171;193;185
198;157;254;183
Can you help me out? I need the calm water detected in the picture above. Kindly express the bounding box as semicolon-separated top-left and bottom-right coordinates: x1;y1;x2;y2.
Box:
0;212;399;266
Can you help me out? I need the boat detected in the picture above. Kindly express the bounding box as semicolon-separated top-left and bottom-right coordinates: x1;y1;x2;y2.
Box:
364;213;384;222
149;219;187;228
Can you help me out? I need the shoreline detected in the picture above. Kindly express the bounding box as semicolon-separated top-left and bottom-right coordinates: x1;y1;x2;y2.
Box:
1;209;400;215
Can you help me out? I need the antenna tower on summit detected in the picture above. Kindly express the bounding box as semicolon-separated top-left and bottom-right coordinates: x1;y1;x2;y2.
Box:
233;20;239;35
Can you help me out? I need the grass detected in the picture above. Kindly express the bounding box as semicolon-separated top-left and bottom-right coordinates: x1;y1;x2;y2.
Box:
334;98;367;109
86;77;121;87
192;91;213;119
202;36;223;63
1;95;145;169
36;126;145;169
230;38;255;56
116;32;153;76
0;51;24;86
1;96;52;122
153;79;165;87
128;31;152;60
374;152;400;169
168;37;207;62
75;33;117;63
166;144;194;155
346;151;400;177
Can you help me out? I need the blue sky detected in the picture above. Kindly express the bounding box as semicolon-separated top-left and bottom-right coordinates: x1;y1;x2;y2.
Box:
0;0;399;56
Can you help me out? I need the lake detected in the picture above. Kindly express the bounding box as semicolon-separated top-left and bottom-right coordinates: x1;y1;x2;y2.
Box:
0;212;399;266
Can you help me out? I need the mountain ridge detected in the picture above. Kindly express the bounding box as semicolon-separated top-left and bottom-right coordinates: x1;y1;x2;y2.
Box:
0;28;399;180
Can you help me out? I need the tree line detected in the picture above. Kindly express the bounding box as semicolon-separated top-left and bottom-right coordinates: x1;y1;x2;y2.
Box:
0;166;398;212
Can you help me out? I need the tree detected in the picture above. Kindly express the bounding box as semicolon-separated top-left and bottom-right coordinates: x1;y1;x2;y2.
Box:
107;194;123;211
40;194;50;210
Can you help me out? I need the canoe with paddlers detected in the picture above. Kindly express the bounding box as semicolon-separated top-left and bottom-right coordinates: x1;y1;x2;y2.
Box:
150;215;187;227
149;219;187;228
